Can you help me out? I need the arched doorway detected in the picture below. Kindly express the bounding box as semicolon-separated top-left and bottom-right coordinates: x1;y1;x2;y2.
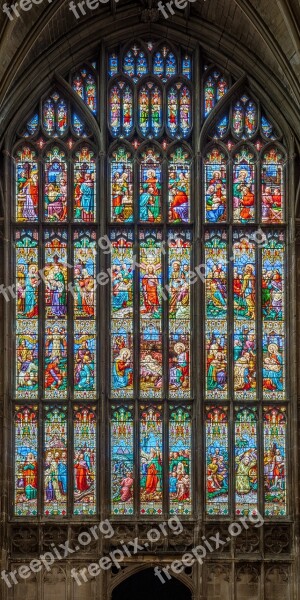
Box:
112;568;192;600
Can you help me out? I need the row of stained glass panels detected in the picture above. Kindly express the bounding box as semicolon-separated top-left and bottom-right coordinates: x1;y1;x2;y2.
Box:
16;228;285;401
15;146;285;224
15;405;286;517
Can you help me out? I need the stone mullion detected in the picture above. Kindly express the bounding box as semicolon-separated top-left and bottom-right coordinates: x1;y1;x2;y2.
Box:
193;43;203;532
99;41;107;526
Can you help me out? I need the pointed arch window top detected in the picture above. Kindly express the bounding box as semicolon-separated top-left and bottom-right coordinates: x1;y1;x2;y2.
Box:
19;89;92;141
210;91;280;143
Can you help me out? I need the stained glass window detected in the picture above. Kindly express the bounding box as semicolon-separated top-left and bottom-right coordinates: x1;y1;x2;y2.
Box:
12;42;289;522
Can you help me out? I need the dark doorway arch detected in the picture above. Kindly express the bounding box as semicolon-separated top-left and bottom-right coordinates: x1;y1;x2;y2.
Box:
112;568;192;600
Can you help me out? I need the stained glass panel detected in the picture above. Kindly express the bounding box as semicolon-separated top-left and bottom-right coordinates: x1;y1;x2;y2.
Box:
233;147;255;223
44;230;68;399
168;147;190;223
139;230;163;398
73;229;97;399
205;148;227;222
205;230;228;399
169;406;192;515
111;147;133;222
261;148;284;223
233;231;256;400
262;231;285;399
109;53;119;77
109;84;121;136
139;148;162;222
179;85;191;137
169;231;192;398
43;92;68;137
167;87;178;135
138;83;162;137
44;406;67;516
22;113;39;137
74;405;97;515
43;97;55;135
74;147;96;222
204;71;228;117
123;46;148;81
235;408;258;516
140;405;163;515
111;405;134;515
111;230;134;398
182;54;192;79
153;48;177;81
16;230;39;399
72;69;97;114
16;146;39;221
15;406;38;516
44;147;68;222
264;407;286;516
122;85;133;136
232;95;257;139
206;407;229;515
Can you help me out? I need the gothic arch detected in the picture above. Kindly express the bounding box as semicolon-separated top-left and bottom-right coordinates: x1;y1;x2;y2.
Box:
0;18;300;144
108;564;194;598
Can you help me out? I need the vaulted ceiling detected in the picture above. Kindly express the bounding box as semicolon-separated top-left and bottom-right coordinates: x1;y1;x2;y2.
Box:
0;0;299;141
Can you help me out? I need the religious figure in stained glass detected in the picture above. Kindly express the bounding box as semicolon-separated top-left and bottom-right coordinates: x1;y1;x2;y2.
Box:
262;148;284;223
111;406;134;515
205;148;227;222
235;408;258;516
264;407;286;516
168;147;190;223
16;146;39;222
140;406;163;515
110;147;133;222
111;230;134;398
169;407;192;515
15;407;38;516
233;148;255;223
44;406;67;516
74;406;97;515
44;147;68;222
139;148;162;222
206;407;229;516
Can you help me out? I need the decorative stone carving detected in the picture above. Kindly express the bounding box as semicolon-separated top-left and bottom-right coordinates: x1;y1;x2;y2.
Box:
11;526;39;555
264;525;291;554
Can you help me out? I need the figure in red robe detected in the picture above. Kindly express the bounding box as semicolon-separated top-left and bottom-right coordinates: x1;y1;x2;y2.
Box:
74;454;90;492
